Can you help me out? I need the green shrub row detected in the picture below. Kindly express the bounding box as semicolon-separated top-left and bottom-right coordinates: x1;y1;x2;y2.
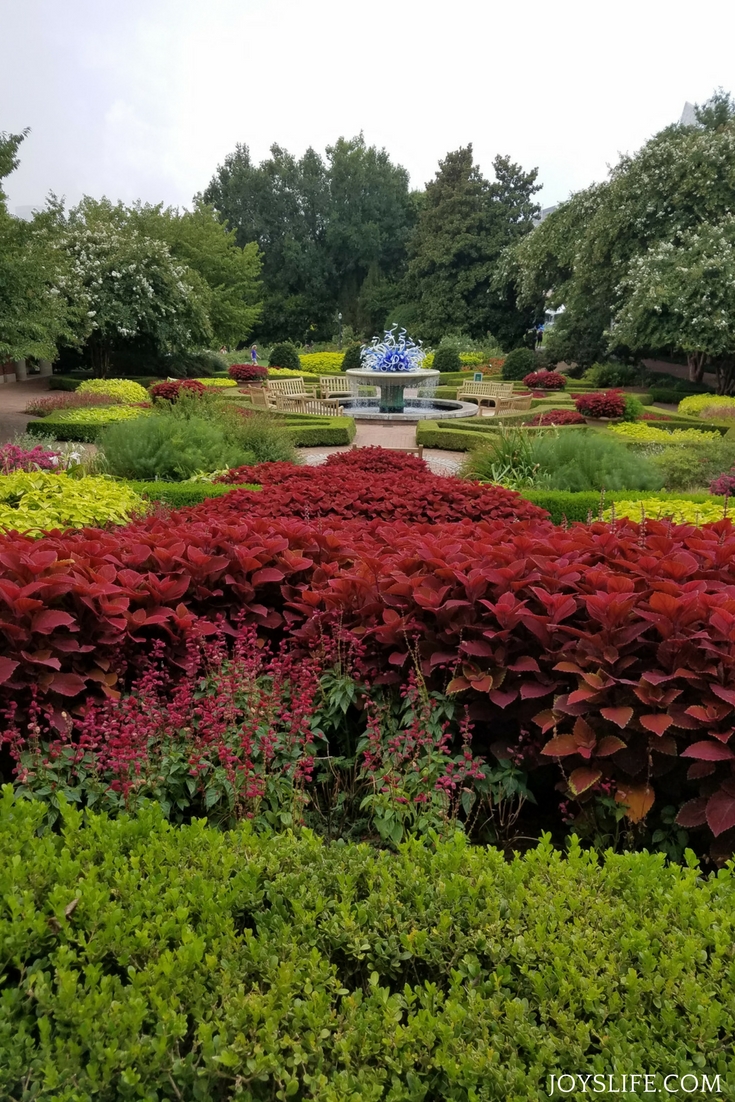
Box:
26;417;124;443
416;420;588;451
283;415;356;446
2;794;732;1099
125;481;261;507
522;488;725;524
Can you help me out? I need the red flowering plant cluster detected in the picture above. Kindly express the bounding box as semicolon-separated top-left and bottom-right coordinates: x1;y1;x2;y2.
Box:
5;447;735;851
641;411;673;421
228;363;268;383
522;371;566;390
573;390;626;418
710;470;735;497
149;379;207;401
25;392;123;417
527;409;586;427
0;443;61;474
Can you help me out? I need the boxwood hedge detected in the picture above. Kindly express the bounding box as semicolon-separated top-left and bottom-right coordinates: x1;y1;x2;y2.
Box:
1;793;732;1100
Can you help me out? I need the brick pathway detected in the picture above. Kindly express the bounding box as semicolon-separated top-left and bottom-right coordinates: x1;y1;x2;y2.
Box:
0;378;52;443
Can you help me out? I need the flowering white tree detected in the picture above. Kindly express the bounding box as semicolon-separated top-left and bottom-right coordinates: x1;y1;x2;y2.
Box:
61;218;211;376
612;217;735;390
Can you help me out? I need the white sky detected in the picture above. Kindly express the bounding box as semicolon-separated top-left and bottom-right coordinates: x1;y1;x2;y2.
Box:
3;0;734;215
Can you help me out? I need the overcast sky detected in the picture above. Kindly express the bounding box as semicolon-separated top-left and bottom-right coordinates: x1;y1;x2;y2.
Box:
3;0;734;216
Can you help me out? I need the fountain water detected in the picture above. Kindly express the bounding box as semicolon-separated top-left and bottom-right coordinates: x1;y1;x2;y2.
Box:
341;329;478;421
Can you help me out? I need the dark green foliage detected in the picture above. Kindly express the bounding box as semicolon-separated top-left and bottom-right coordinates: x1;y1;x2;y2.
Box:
99;415;252;481
268;342;301;371
48;377;81;392
582;362;641;387
283;415;356;446
652;437;735;489
649;387;713;403
501;347;536;379
1;795;733;1098
432;344;461;373
340;343;363;370
26;417;109;443
164;349;228;378
220;410;297;464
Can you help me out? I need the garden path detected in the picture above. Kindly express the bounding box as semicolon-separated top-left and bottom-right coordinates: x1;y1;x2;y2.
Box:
0;378;49;444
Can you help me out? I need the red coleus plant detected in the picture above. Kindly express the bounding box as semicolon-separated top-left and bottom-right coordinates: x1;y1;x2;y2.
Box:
228;363;268;382
573;390;626;418
641;411;673;421
522;371;566;390
528;409;586;426
149;379;207;401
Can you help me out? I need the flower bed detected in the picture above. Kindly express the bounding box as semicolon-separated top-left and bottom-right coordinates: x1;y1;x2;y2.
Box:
195;376;238;388
26;405;151;442
0;472;146;535
25;392;123;417
0;443;61;473
678;394;735;417
228;363;268;382
149;379;206;401
610;422;720;444
299;351;345;374
573;390;626;418
602;497;728;525
527;409;585;426
523;370;566;390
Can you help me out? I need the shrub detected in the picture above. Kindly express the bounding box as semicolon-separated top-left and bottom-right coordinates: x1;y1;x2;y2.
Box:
300;352;345;375
678;394;735;417
710;469;735;496
531;430;664;491
432;345;461;373
523;370;566;390
163;349;227;378
266;367;320;380
2;799;734;1097
228;363;268;382
25;392;122;416
652;438;735;490
340;343;363;371
0;472;146;535
268;342;301;372
610;423;720;445
602;498;728;525
26;406;150;444
77;379;149;404
700;404;735;421
582;362;641;387
195;377;237;388
99;414;251;481
622;394;644;421
149;379;206;402
501;347;536;380
527;409;586;426
0;442;61;473
219;409;297;464
573;390;626;418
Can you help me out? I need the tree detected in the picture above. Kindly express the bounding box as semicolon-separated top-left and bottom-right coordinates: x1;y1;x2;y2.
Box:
0;131;72;363
403;146;540;345
612;217;735;390
501;89;735;366
59;203;211;376
694;87;735;131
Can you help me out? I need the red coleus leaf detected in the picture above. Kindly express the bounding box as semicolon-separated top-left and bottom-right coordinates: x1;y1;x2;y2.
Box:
533;709;562;734
596;735;626;757
681;741;735;761
600;706;633;729
0;657;19;685
49;673;87;697
30;610;76;634
542;735;581;757
706;782;735;837
676;797;708;828
710;684;735;707
568;767;602;795
639;714;673;736
447;677;471;694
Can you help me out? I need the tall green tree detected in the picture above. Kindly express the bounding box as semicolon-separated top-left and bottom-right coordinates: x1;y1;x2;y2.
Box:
403;146;540;346
0;131;71;363
501;89;735;367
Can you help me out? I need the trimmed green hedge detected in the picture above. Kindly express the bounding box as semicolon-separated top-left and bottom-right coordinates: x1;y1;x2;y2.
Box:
416;419;587;450
522;489;725;525
283;415;356;446
125;481;261;507
2;795;733;1098
649;387;714;404
26;416;145;443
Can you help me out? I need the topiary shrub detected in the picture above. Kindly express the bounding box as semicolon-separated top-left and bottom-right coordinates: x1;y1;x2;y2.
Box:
432;345;461;373
582;362;641;388
268;343;301;372
228;363;268;383
574;390;627;419
501;347;536;380
523;371;566;390
341;343;363;371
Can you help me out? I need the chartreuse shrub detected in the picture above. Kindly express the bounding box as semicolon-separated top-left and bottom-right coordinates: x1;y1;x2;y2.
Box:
27;406;150;443
0;472;146;535
299;351;345;374
521;489;718;525
195;376;237;388
1;794;733;1099
610;422;720;444
602;497;729;525
99;414;252;481
678;393;735;418
77;378;149;404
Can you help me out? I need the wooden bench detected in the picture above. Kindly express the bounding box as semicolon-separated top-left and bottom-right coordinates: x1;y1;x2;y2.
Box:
456;381;514;409
351;445;423;459
320;376;351;399
266;377;318;400
274;394;344;416
496;393;533;413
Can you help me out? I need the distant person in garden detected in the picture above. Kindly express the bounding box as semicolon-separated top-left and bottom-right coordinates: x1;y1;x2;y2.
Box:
536;325;545;348
250;344;258;364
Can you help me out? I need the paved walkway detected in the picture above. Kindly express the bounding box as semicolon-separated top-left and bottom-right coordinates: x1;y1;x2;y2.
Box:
0;379;466;474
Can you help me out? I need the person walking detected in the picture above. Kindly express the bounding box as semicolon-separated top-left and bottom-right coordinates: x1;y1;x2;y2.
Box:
250;344;258;364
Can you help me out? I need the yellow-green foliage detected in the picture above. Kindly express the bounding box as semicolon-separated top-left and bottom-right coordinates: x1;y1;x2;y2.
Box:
0;472;147;535
50;406;149;425
459;352;486;366
77;379;150;404
299;352;344;374
610;422;719;444
603;498;728;525
266;367;321;381
423;352;434;368
677;394;735;417
195;378;237;388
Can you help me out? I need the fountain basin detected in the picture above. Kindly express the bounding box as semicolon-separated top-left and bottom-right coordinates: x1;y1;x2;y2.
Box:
346;366;441;414
339;397;479;421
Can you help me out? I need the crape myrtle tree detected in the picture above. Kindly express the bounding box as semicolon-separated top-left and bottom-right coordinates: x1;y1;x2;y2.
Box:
402;145;541;347
201;135;417;343
0;131;73;363
499;89;735;369
57;200;212;377
612;217;735;392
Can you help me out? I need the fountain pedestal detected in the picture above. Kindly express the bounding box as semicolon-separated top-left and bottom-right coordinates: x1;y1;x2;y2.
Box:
346;367;440;414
